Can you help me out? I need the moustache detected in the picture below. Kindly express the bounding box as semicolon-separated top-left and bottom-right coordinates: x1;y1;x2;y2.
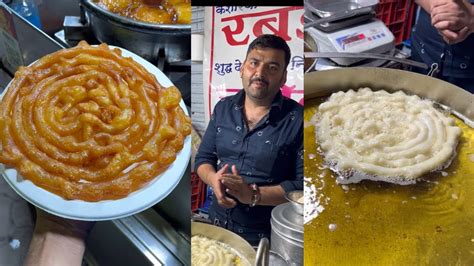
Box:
250;77;269;86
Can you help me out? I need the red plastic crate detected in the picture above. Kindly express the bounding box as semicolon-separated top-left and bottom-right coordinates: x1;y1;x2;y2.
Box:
376;0;416;45
191;172;205;212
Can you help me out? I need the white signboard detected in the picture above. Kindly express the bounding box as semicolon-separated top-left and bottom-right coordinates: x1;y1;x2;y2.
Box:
203;6;304;122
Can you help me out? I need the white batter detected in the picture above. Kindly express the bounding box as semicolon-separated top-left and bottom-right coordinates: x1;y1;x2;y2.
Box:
314;88;461;184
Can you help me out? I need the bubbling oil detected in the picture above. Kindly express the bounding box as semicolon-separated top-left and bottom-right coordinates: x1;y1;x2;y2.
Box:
304;98;474;265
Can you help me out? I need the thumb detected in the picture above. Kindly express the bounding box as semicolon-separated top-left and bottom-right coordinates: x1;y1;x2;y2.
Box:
231;165;239;176
217;164;228;175
457;26;471;41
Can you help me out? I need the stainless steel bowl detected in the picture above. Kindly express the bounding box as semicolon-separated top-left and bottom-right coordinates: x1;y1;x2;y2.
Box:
284;190;303;216
80;0;190;64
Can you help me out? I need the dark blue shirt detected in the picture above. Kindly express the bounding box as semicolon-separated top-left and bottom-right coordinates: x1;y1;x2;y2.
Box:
412;4;474;80
194;89;303;228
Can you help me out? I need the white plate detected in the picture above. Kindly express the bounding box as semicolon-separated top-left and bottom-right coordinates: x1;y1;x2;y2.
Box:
0;46;191;221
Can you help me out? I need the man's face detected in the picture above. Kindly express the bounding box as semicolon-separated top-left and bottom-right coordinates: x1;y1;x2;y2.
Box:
240;48;287;103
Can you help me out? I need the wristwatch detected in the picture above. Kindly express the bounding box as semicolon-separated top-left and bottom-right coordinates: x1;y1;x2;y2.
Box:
249;183;261;207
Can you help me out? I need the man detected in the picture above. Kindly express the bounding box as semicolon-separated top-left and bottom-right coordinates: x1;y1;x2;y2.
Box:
195;34;303;245
411;0;474;92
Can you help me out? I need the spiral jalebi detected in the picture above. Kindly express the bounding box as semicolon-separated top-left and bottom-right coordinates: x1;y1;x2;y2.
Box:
315;88;461;184
0;41;191;201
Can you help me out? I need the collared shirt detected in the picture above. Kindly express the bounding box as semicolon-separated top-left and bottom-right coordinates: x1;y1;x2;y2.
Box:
412;4;474;81
195;89;303;227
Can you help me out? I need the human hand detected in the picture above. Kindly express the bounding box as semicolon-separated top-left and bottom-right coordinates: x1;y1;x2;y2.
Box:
221;165;253;205
24;209;95;266
35;209;94;239
431;0;474;43
438;27;471;44
211;164;237;208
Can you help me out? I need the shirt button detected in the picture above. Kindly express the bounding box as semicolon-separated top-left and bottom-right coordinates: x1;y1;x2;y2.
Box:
267;178;273;183
238;228;243;233
460;63;467;69
232;139;237;145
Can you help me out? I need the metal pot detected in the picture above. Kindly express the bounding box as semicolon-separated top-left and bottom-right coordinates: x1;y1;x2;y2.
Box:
270;202;304;266
79;0;190;64
269;251;289;266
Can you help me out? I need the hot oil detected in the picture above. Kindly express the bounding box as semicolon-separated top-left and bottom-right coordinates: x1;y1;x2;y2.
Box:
304;98;474;265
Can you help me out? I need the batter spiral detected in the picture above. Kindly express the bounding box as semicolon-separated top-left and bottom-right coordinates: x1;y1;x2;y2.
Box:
314;88;461;184
0;41;191;201
191;235;243;266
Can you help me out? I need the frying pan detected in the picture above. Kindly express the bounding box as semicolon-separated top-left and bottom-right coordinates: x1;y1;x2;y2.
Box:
305;67;473;122
304;67;474;265
191;222;256;265
79;0;190;64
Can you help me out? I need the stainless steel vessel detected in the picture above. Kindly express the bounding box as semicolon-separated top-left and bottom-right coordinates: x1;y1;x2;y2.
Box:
270;202;304;265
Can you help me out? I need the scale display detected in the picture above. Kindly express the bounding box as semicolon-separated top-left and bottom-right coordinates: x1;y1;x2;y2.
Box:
307;19;395;65
333;25;389;52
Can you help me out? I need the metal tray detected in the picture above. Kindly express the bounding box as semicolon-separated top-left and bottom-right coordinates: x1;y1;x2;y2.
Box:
305;0;378;18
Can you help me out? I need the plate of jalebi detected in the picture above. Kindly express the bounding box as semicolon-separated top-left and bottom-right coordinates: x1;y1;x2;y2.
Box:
0;41;191;220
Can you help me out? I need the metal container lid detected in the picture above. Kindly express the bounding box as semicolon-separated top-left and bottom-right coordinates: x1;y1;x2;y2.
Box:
271;203;303;243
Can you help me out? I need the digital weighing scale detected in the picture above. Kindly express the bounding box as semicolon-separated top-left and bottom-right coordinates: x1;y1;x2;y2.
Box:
305;0;395;67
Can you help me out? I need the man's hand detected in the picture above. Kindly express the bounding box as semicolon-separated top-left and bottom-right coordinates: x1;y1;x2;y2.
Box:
24;209;94;266
210;164;237;208
439;27;471;43
221;165;254;205
431;0;474;43
35;209;94;238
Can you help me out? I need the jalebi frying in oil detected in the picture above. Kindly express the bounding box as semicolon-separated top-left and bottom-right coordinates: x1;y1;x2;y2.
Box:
95;0;191;24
